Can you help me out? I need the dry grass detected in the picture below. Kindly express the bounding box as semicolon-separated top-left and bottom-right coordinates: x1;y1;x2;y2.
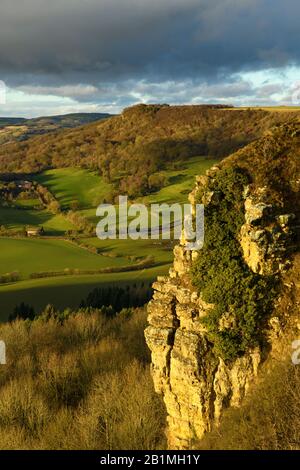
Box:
197;358;300;450
0;309;166;449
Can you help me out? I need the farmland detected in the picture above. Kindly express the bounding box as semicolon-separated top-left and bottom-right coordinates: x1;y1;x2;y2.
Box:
35;168;113;209
0;207;75;234
3;102;289;320
0;155;217;318
0;266;168;321
0;237;137;278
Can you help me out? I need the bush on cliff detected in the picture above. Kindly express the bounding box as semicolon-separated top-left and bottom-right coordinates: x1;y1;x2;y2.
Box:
191;167;278;361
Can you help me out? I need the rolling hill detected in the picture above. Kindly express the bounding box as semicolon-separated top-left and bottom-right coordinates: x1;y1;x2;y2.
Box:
0;104;299;193
0;112;113;146
0;104;299;317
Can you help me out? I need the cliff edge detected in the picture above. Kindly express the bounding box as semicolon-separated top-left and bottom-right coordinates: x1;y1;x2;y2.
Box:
145;120;300;449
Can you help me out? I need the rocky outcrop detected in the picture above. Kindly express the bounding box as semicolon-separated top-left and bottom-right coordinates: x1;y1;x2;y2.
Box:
240;187;296;275
145;143;299;449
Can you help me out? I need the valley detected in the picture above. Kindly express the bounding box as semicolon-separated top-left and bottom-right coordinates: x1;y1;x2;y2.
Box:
0;138;218;318
0;104;299;451
2;0;300;454
0;104;299;319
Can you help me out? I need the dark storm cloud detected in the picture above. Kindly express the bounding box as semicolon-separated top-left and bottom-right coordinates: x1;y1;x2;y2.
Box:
0;0;300;88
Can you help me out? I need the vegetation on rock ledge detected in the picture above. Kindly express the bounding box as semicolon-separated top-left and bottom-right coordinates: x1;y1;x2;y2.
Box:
192;167;279;361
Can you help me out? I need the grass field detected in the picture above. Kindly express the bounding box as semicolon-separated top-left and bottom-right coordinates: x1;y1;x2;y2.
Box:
226;106;300;113
138;156;219;205
0;237;172;319
0;266;169;320
83;237;174;264
35;168;113;209
0;156;215;319
0;207;75;234
81;156;219;226
0;238;136;279
14;197;41;208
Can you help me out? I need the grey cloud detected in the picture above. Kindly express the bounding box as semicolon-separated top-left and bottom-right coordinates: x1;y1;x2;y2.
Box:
17;84;99;98
0;0;300;86
0;0;300;116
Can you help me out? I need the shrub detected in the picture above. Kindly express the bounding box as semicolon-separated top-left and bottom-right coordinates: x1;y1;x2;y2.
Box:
0;378;50;437
0;271;20;284
9;302;35;322
0;307;166;449
191;167;279;361
80;283;153;312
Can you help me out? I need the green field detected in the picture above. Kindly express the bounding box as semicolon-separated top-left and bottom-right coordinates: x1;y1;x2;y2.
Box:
0;266;169;321
0;238;137;279
81;156;219;227
14;197;40;208
83;237;174;264
0;207;75;234
0;156;216;319
0;237;172;318
35;168;113;209
138;156;219;205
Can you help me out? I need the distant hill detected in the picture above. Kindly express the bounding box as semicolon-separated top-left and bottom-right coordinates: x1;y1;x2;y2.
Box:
0;117;26;127
24;112;113;128
0;104;299;196
0;112;113;145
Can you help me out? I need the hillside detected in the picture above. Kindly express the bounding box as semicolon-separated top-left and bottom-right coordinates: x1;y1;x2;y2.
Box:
0;117;298;451
0;105;299;195
146;120;300;448
0;113;113;146
0;118;26;127
0;105;300;317
0;109;299;450
0;159;215;316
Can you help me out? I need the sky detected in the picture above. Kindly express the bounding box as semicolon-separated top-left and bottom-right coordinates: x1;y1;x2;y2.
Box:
0;0;300;117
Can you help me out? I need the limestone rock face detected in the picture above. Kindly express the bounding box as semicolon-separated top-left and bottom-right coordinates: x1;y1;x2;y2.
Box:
240;188;296;274
145;164;297;449
145;240;262;449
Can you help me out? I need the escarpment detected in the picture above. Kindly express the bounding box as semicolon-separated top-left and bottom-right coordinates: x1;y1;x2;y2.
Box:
145;121;300;449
